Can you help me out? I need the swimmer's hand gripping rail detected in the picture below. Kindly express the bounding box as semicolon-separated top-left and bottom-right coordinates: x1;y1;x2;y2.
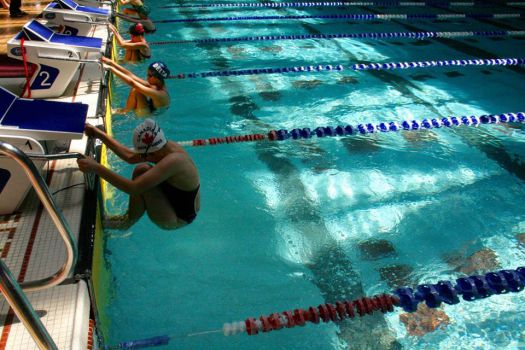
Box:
24;151;96;191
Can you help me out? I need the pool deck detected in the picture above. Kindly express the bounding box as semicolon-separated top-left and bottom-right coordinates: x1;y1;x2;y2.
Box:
0;4;109;349
0;0;51;55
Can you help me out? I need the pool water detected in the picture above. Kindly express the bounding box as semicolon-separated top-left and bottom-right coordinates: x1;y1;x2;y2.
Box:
99;1;525;349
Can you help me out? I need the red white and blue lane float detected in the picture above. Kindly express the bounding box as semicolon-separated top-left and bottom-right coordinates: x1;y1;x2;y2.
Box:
176;112;525;147
103;267;525;349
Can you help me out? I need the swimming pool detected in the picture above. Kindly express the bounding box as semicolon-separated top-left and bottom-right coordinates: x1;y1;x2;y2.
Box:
99;1;525;349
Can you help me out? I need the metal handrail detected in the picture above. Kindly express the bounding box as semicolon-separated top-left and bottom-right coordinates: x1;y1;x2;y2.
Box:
0;260;58;350
0;141;78;292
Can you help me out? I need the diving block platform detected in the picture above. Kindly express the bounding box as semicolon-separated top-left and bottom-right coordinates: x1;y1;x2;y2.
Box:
43;0;111;37
54;0;110;17
0;86;88;140
0;135;47;215
0;85;87;214
7;20;103;99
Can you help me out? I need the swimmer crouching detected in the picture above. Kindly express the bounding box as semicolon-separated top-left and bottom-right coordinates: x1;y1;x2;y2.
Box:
102;57;170;116
77;120;200;230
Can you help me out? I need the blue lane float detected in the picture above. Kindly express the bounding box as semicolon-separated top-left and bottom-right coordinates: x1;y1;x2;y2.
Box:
168;57;525;79
178;112;525;147
266;113;525;141
159;1;525;9
394;267;525;312
153;12;523;23
150;29;525;46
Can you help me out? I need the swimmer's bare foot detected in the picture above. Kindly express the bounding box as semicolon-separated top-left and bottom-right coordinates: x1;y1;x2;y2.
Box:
103;214;133;230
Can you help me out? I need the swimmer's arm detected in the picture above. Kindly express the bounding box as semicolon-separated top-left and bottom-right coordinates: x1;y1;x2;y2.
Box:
95;156;175;195
91;164;140;195
102;57;138;78
108;25;128;47
107;65;149;87
120;41;149;50
131;80;167;100
88;125;142;164
102;57;149;85
126;157;177;194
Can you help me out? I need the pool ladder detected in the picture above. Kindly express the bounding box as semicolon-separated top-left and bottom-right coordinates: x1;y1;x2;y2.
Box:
0;140;92;350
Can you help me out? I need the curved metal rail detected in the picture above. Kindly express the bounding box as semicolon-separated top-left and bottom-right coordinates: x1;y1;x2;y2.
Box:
0;260;58;350
0;141;78;292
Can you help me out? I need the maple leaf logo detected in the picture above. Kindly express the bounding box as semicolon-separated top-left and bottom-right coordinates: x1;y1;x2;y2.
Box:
142;133;155;145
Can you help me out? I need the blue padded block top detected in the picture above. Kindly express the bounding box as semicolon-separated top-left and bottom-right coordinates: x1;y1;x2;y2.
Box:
23;20;102;48
77;4;109;15
24;20;54;41
51;33;102;48
0;86;17;117
57;0;77;10
56;0;109;15
3;99;87;134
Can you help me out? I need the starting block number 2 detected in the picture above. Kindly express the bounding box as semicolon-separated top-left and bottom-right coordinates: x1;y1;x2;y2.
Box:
31;64;59;90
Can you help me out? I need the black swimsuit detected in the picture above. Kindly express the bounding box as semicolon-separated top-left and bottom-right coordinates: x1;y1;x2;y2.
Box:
147;98;156;112
160;183;199;223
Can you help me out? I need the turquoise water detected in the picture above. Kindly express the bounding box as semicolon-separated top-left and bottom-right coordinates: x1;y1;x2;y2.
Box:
101;2;525;349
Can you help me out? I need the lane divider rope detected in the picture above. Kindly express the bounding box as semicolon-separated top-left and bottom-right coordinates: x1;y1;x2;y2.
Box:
149;29;525;46
159;1;525;9
102;267;525;348
153;12;524;23
223;267;525;336
176;112;525;147
168;57;525;80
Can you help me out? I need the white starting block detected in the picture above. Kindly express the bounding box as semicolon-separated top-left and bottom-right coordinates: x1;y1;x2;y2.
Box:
0;85;88;214
7;20;103;99
43;0;112;37
0;135;47;215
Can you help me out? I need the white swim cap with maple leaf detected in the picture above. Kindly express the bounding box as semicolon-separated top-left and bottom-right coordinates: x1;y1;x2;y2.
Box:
133;119;167;153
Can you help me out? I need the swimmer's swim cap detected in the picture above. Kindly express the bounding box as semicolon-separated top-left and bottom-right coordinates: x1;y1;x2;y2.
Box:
133;119;167;153
129;23;145;36
148;61;170;80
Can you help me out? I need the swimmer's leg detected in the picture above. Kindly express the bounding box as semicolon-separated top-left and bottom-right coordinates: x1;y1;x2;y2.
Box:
132;88;151;116
103;164;149;229
143;186;185;230
134;90;149;110
122;8;138;15
115;13;136;22
116;87;149;115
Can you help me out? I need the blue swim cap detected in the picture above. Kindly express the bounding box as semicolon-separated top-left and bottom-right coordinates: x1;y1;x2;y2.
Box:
148;61;170;80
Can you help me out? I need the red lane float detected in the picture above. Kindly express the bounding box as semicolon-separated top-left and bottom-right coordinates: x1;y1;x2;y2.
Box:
222;294;398;336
